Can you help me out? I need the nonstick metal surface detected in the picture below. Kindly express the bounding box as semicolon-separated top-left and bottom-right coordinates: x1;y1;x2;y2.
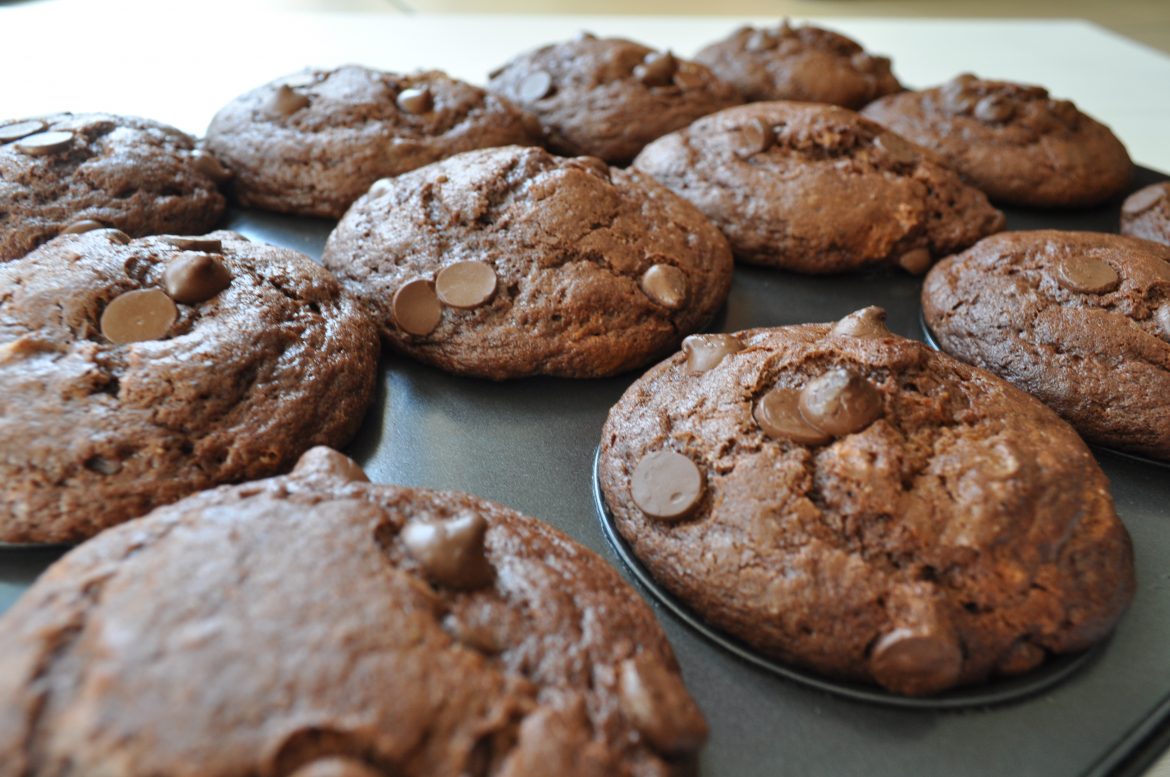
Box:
1;168;1167;777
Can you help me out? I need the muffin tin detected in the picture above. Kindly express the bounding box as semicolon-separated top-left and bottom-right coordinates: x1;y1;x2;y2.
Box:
2;166;1168;777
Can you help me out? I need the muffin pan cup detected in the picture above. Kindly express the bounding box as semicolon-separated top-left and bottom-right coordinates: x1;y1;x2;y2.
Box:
2;169;1169;777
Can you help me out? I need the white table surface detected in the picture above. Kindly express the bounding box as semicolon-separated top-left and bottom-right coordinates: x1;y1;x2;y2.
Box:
2;5;1169;775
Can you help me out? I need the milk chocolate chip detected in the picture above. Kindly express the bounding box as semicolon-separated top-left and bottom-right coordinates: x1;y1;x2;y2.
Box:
519;70;554;102
16;130;74;156
1155;305;1170;341
996;639;1046;676
734;118;773;159
897;248;932;275
635;51;677;87
618;654;708;756
831;306;891;339
630;449;704;521
163;252;231;304
287;757;382;777
164;236;223;253
272;84;310;116
392;279;442;336
0;119;47;143
291;446;370;484
754;387;831;445
100;288;178;344
396;87;433;115
682;333;742;373
60;219;106;235
435;261;497;309
1054;255;1120;294
745;30;777;51
640;264;687;309
105;229;131;245
192;149;232;182
973;95;1014;124
875;133;918;165
1123;185;1165;216
798;368;883;437
869;627;962;696
401;513;494;590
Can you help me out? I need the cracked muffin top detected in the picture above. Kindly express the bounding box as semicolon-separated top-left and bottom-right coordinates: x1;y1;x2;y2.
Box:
0;113;227;261
923;230;1170;460
204;65;540;218
694;21;902;109
0;229;378;543
1121;182;1170;247
597;308;1134;696
862;74;1133;208
487;34;742;164
0;447;707;777
322;145;733;380
632;101;1004;274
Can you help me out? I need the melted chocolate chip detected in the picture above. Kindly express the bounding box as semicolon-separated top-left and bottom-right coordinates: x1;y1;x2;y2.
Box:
401;513;494;590
754;387;831;445
831;306;891;339
682;333;742;373
869;627;962;696
392;279;442;336
1054;255;1120;294
100;289;178;345
630;450;704;521
396;87;433;115
162;252;231;304
435;261;497;309
798;368;883;437
618;654;708;756
519;70;554;102
640;264;687;309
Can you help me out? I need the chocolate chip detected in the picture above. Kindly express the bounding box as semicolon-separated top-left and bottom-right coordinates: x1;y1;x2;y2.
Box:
396;87;433;115
368;177;394;197
635;51;677;87
851;52;879;74
618;654;708;756
576;30;598;41
84;455;122;475
682;333;742;373
163;252;231;304
288;757;382;777
191;149;232;183
745;30;777;51
271;84;310;116
164;236;223;253
105;229;131;245
60;219;106;235
897;248;932;275
0;119;48;143
831;306;892;339
996;639;1046;676
564;156;611;181
392;279;442;336
875;133;918;165
435;261;497;309
734;118;773;159
940;76;977;115
798;368;883;437
630;449;704;521
754;387;831;445
281;71;319;89
640;264;687;309
672;67;707;90
1054;255;1120;294
291;446;370;484
100;288;178;345
973;95;1015;124
15;130;73;156
401;513;494;590
1155;305;1170;341
869;627;962;696
519;70;554;102
1123;185;1165;216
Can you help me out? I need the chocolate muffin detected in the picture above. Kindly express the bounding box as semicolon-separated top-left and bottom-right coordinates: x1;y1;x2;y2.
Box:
0;230;379;543
633;102;1004;274
694;21;902;109
862;74;1133;208
323;145;734;379
0;113;227;261
204;65;538;218
598;308;1135;696
922;230;1170;459
1121;182;1170;247
487;34;742;164
0;447;707;776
